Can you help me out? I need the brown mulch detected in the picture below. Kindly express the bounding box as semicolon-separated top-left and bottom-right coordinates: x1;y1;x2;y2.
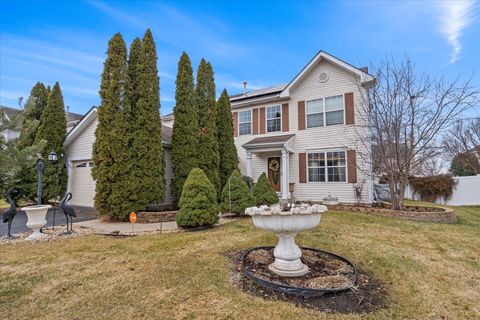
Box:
229;249;388;314
245;248;355;289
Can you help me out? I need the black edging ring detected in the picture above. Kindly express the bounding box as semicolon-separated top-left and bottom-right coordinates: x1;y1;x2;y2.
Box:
242;246;357;298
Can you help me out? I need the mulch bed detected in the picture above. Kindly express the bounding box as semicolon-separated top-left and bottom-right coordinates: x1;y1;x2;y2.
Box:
244;248;355;290
229;249;387;314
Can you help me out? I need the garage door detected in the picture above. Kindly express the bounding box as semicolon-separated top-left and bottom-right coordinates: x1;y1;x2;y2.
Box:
69;160;95;207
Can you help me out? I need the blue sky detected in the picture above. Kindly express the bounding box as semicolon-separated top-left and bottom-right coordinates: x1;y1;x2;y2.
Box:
1;0;479;116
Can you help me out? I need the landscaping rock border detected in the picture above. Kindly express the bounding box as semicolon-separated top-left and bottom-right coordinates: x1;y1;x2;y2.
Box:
330;204;457;224
135;210;177;223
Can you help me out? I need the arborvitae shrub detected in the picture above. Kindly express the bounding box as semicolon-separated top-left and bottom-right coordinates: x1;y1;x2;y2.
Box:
220;170;255;215
253;172;279;206
216;89;239;192
176;168;219;228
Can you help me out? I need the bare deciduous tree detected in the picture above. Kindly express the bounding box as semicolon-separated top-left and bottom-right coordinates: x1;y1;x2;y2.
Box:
443;118;480;175
354;57;478;210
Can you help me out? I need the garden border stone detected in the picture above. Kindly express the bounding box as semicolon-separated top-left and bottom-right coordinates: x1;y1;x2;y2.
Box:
330;204;456;224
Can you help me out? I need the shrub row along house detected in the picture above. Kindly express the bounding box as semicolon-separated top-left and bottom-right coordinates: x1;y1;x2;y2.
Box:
65;51;374;209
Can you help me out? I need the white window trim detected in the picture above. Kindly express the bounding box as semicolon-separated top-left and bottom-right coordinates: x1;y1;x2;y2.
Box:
306;149;348;183
305;93;345;128
238;109;252;136
266;105;282;133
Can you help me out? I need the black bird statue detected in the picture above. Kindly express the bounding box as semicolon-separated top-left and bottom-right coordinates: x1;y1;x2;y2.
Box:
59;192;76;233
2;190;17;238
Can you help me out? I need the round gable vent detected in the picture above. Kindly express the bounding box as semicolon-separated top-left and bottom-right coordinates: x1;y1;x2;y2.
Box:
318;72;329;83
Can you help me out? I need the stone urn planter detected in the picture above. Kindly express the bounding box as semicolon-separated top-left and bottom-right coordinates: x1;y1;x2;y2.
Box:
22;205;51;240
245;203;327;277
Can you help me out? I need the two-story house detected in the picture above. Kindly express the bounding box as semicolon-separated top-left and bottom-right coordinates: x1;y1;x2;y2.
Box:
230;51;374;204
64;50;374;208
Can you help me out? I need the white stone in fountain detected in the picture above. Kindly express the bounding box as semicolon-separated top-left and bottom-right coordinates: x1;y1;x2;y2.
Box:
245;203;327;277
22;205;51;240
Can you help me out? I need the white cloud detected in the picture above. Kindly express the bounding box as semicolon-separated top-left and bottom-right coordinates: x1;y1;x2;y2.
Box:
438;0;478;63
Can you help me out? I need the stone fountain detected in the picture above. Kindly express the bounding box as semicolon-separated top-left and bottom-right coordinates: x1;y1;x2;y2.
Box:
245;203;327;277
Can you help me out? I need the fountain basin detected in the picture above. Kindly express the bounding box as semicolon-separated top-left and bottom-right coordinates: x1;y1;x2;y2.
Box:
246;204;327;277
23;205;51;240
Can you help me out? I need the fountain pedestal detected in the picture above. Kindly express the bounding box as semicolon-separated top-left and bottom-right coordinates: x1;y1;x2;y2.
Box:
247;204;326;277
22;205;51;240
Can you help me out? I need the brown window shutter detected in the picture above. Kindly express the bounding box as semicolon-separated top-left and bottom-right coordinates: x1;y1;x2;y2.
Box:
345;92;354;125
259;107;266;134
252;108;259;135
298;101;305;130
299;153;307;183
282;103;289;132
233;112;238;137
347;150;357;183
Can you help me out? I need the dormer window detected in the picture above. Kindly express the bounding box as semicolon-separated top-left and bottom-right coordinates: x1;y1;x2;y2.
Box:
266;105;281;132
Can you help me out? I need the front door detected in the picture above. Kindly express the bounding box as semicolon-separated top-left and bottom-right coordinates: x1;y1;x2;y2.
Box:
267;157;281;192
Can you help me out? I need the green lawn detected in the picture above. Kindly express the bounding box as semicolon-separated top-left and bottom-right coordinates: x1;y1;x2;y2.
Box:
1;205;479;319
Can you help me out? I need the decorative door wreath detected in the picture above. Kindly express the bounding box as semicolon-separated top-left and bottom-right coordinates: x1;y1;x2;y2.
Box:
269;159;280;184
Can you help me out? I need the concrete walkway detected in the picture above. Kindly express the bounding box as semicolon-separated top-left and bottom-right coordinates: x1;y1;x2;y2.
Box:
74;219;177;233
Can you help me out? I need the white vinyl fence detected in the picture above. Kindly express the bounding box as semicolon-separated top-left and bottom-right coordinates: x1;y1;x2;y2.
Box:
405;174;480;206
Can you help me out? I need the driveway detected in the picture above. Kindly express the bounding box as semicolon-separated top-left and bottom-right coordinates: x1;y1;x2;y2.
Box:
1;206;98;237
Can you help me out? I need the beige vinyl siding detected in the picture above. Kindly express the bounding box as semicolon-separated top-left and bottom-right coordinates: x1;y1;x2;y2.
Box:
66;119;97;161
233;59;371;204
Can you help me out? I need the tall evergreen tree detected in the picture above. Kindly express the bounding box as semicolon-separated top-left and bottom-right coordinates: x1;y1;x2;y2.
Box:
92;33;128;217
196;59;220;194
171;52;198;199
132;28;164;206
34;82;67;202
108;37;143;219
18;82;48;150
216;89;238;191
13;82;49;201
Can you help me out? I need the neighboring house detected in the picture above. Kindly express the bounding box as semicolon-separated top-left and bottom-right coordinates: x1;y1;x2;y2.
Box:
63;107;175;208
230;51;374;204
1;105;83;139
162;112;174;128
0;106;22;141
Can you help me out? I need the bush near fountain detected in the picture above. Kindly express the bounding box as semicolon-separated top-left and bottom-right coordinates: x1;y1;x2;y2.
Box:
252;173;279;206
220;170;255;215
176;168;219;228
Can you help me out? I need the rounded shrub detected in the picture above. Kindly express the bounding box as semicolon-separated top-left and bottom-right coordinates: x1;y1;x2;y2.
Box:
253;172;279;206
220;170;255;215
176;168;219;228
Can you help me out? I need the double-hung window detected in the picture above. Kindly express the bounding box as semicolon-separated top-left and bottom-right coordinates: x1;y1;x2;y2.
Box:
325;95;344;125
307;151;346;182
266;105;281;132
306;98;323;128
306;94;344;128
238;110;252;135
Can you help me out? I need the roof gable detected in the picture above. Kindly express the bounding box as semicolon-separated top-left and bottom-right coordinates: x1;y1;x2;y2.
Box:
279;51;374;97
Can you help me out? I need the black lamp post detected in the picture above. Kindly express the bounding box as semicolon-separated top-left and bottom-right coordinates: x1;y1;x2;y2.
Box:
36;151;58;205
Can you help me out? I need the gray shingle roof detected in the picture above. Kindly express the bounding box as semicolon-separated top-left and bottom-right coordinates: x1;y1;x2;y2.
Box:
162;125;172;144
66;111;83;123
0;106;21;120
243;134;295;146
